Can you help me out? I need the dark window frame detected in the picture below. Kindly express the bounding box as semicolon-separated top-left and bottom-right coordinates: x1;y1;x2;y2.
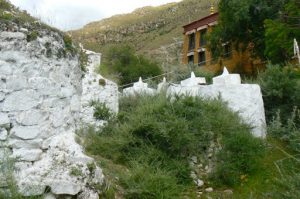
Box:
200;29;207;47
198;51;206;66
188;55;194;65
223;43;232;59
188;33;196;51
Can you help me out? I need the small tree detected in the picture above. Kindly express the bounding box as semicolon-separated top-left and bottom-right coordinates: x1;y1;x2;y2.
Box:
102;44;162;85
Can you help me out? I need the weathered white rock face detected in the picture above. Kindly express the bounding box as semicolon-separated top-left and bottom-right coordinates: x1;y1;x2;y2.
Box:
167;69;266;138
80;50;119;129
0;24;116;198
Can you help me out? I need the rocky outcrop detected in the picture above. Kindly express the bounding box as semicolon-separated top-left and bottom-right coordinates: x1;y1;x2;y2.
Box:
0;22;118;198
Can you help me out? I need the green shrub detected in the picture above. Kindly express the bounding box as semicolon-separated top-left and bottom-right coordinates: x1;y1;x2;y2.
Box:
102;44;162;85
79;49;88;72
258;64;300;123
268;108;300;153
212;130;266;186
98;79;106;86
26;31;38;42
84;94;265;197
63;34;77;55
90;101;113;121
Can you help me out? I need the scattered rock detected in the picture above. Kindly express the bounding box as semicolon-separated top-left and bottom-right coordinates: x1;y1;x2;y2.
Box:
191;156;197;163
205;187;213;192
196;179;204;187
224;189;233;194
0;129;8;141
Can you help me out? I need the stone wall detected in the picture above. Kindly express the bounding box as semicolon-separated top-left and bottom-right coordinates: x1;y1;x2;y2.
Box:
80;49;119;129
122;70;266;138
0;24;118;198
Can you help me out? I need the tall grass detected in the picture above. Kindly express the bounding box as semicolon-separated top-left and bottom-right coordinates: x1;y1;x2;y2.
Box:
84;94;265;198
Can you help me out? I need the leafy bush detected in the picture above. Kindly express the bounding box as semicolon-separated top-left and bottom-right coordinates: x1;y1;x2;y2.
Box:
258;64;300;123
101;44;162;85
26;31;38;42
84;94;265;197
268;108;300;153
212;130;266;186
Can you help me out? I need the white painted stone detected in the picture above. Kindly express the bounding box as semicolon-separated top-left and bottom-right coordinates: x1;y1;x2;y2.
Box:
157;77;169;92
13;148;43;162
181;72;206;86
213;67;241;85
50;180;81;195
43;193;57;199
78;188;99;199
0;92;5;101
0;128;8;141
11;126;41;140
70;95;81;112
196;179;204;187
0;30;111;198
205;187;214;192
123;77;156;96
6;75;28;91
0;31;26;40
3;90;40;111
0;113;10;128
16;109;47;126
167;76;266;138
18;184;46;197
0;61;12;75
8;139;43;149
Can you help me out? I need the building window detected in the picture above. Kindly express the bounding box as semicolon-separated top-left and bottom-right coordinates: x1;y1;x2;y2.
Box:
188;33;195;51
200;29;207;47
188;55;194;65
198;51;206;66
224;43;232;58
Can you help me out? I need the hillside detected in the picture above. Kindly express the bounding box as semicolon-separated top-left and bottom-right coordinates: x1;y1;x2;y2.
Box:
70;0;219;67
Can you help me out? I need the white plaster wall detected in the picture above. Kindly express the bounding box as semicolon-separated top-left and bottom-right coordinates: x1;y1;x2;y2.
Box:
0;26;118;198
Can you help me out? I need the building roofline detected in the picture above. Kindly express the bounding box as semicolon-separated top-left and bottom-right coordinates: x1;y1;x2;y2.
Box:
183;12;219;28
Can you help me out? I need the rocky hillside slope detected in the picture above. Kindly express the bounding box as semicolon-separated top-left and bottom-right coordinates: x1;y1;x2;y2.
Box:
70;0;219;66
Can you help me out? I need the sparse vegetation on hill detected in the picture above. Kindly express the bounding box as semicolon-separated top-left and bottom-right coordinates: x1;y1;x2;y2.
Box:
70;0;220;66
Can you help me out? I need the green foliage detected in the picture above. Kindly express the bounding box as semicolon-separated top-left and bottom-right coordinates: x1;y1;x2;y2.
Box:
268;108;300;153
209;0;289;61
102;44;162;85
0;0;11;10
63;34;77;55
79;49;88;72
90;101;113;121
257;64;300;122
70;166;82;176
26;31;38;42
212;131;265;186
84;94;265;198
0;151;42;199
264;0;300;63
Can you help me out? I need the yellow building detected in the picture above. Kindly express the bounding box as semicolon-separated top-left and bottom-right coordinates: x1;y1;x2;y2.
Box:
182;12;263;74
